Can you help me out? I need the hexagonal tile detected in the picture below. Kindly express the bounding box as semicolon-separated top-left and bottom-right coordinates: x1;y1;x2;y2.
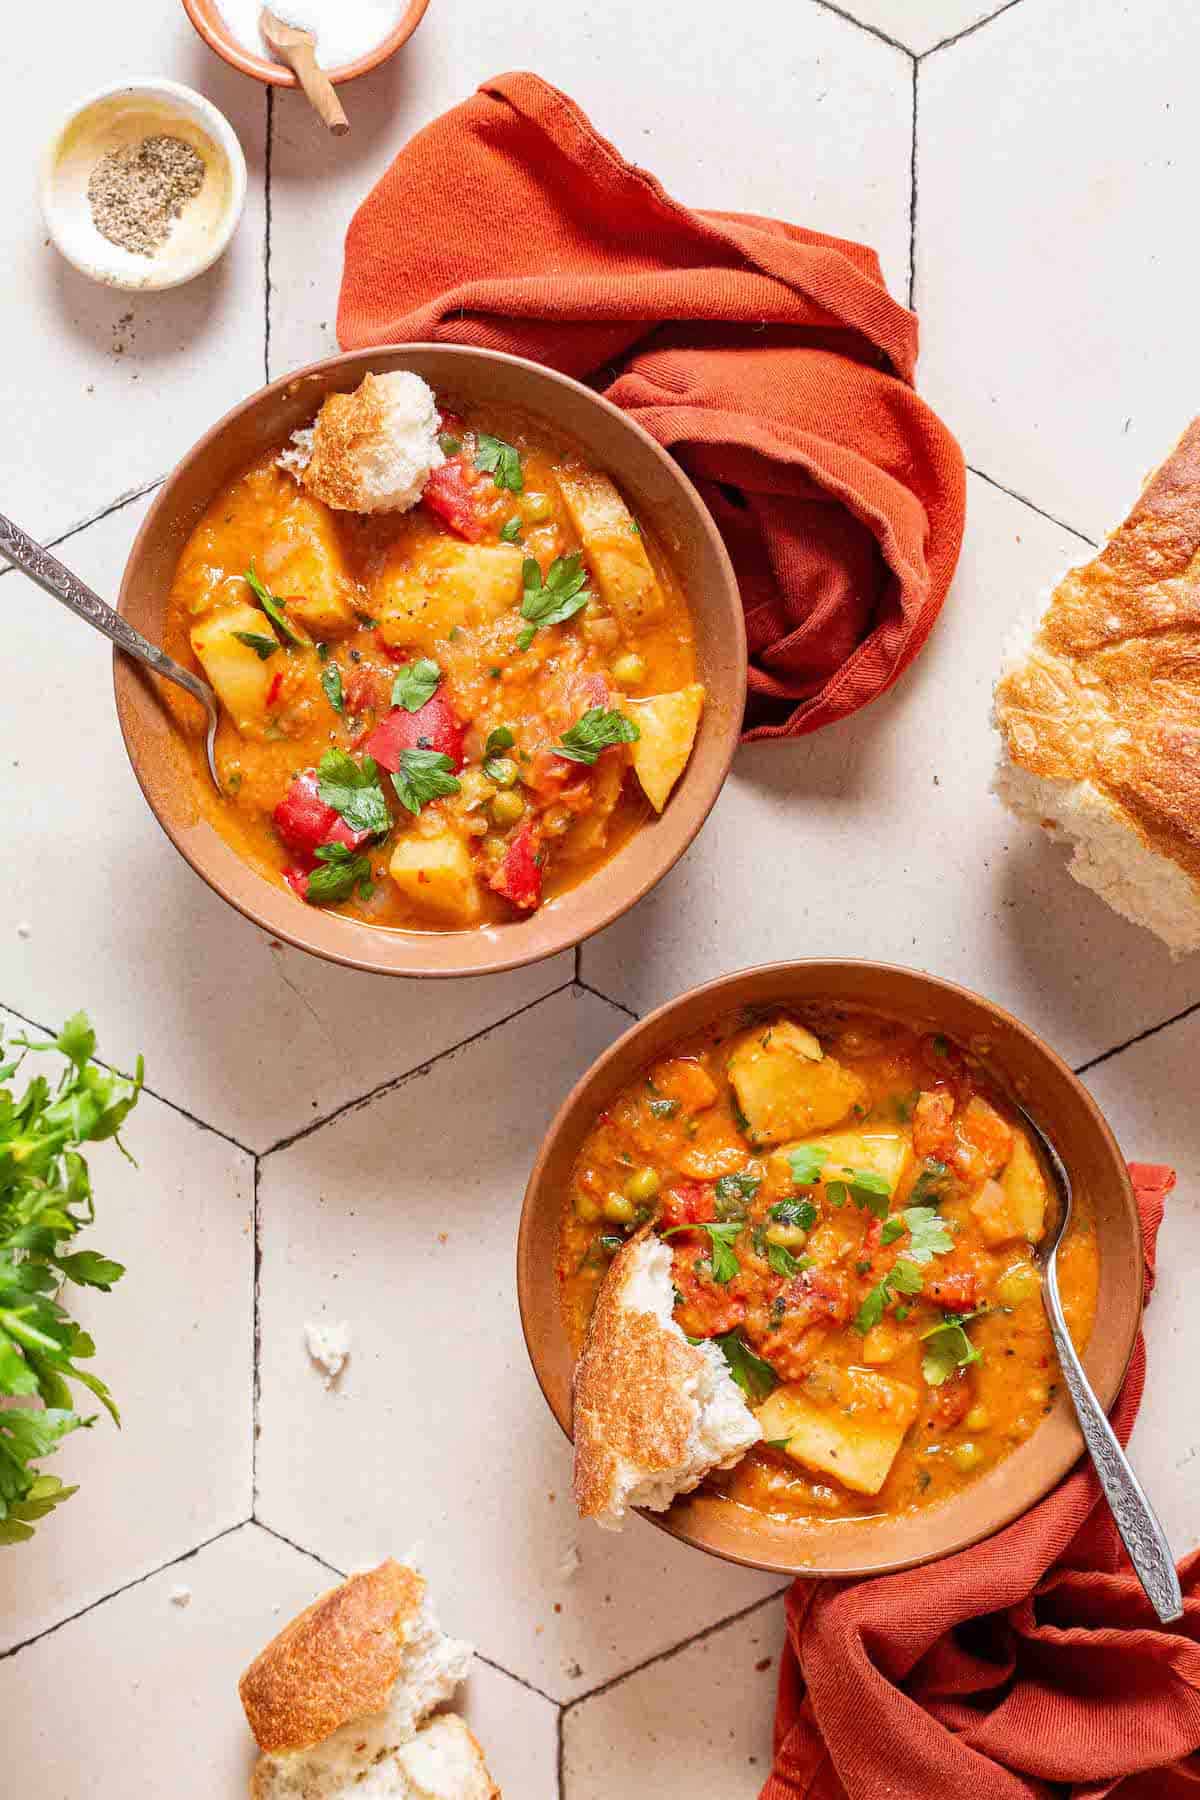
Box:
563;1594;786;1798
5;3;266;542
1080;1015;1200;1559
0;1521;556;1797
256;985;783;1699
918;0;1200;540
268;0;912;377
0;501;571;1152
583;473;1200;1066
0;1008;253;1653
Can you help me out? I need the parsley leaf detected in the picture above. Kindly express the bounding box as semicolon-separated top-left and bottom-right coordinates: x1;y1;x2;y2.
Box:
786;1143;829;1186
910;1158;954;1206
485;726;515;756
826;1165;892;1218
519;554;591;648
391;748;461;815
306;842;374;905
921;1314;983;1386
714;1169;760;1219
853;1256;924;1334
320;663;345;716
769;1198;818;1231
438;432;461;457
233;629;280;661
245;562;306;646
766;1242;812;1279
661;1221;742;1283
0;1012;140;1543
554;707;639;767
714;1330;778;1403
316;749;390;837
648;1098;679;1118
482;725;519;784
900;1206;955;1264
391;658;441;713
475;433;524;493
499;517;523;543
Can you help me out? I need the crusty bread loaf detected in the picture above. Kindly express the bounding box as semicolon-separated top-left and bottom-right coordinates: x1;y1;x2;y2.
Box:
240;1560;491;1799
572;1233;761;1531
296;372;444;514
994;417;1200;953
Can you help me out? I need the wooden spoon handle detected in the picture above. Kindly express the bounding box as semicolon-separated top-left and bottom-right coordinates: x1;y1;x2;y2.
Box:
284;41;349;135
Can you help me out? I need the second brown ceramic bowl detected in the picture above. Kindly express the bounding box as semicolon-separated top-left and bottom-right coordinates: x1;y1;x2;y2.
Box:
518;960;1142;1577
181;0;431;86
115;345;744;977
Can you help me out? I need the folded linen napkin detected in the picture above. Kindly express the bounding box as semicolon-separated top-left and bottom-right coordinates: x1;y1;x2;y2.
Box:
762;1164;1200;1800
337;72;966;740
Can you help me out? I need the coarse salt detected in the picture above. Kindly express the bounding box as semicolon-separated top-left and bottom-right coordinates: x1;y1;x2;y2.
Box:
217;0;408;71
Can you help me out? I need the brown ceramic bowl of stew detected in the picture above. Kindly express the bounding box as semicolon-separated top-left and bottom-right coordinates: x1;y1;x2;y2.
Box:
517;960;1142;1577
115;345;744;976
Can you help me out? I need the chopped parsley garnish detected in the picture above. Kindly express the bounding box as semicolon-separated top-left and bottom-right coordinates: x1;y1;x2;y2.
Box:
475;433;523;493
482;725;519;783
554;707;639;766
320;663;345;715
391;657;441;713
316;749;390;837
391;748;461;815
245;562;306;646
499;517;523;543
714;1330;778;1403
921;1313;983;1386
769;1198;818;1231
648;1097;679;1118
518;553;591;649
825;1167;892;1218
438;433;462;457
306;842;374;904
233;629;279;661
766;1242;812;1279
714;1169;761;1218
628;518;642;535
853;1257;924;1334
661;1220;742;1283
910;1159;954;1206
880;1206;954;1263
786;1143;829;1187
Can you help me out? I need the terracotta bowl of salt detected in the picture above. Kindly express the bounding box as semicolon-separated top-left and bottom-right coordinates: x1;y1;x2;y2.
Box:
181;0;431;87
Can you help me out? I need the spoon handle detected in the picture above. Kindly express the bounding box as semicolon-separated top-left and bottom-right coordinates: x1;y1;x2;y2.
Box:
1044;1255;1183;1623
0;509;213;714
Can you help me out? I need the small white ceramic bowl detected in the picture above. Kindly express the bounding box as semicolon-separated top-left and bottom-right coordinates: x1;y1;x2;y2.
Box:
40;79;247;292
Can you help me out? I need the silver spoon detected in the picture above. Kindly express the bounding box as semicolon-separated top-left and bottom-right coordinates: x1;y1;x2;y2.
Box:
0;509;221;791
1014;1103;1183;1624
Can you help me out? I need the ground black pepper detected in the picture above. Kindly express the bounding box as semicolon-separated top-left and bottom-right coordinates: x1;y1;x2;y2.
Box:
87;135;206;257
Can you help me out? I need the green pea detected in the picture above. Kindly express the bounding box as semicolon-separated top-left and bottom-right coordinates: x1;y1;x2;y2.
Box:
624;1167;662;1205
952;1441;984;1472
487;757;520;788
611;651;647;688
490;789;526;828
574;1192;602;1224
766;1222;807;1250
602;1192;635;1225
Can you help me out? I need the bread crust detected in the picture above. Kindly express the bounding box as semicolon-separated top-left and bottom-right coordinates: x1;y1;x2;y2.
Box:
239;1560;425;1755
995;417;1200;886
302;374;393;512
571;1233;707;1520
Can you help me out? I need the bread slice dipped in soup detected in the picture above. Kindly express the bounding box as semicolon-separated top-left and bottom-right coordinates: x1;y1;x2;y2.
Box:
559;1007;1099;1524
164;371;705;929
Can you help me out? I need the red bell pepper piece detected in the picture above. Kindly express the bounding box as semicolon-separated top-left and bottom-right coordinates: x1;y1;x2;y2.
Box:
489;820;543;911
659;1183;718;1230
422;458;488;542
266;669;284;708
374;630;409;665
363;697;465;773
283;863;314;899
272;770;372;857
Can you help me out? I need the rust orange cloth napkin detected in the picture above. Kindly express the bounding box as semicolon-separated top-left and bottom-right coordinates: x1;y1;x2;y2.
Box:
763;1163;1200;1800
337;72;967;740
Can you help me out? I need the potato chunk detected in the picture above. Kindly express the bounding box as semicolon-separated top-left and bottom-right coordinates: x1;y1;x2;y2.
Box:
970;1135;1048;1244
388;828;482;925
756;1364;919;1496
376;541;523;652
190;602;278;736
253;492;357;637
727;1017;867;1148
624;685;705;813
554;465;665;632
772;1129;913;1196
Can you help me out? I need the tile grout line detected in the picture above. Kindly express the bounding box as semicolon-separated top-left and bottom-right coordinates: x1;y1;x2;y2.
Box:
921;0;1028;59
250;1516;345;1579
0;477;166;579
263;86;274;386
560;1585;789;1714
576;977;639;1022
804;0;912;55
259;979;577;1157
965;464;1099;547
473;1650;561;1710
251;1155;262;1512
908;60;918;312
1074;997;1200;1078
556;1705;565;1800
0;1518;250;1661
0;998;256;1159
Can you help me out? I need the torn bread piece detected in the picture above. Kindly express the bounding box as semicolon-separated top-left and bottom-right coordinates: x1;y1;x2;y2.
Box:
572;1234;760;1531
282;372;445;515
240;1559;496;1799
994;417;1200;954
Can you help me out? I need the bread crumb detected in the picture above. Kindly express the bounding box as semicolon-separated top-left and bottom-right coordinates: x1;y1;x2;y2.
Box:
304;1319;351;1386
169;1584;191;1607
557;1545;581;1580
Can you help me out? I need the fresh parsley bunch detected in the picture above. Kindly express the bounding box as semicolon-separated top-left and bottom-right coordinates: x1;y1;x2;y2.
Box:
0;1013;141;1546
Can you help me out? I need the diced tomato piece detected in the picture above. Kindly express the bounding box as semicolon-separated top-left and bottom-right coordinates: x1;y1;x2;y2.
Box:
752;1268;851;1381
422;458;488;542
659;1183;718;1229
525;748;572;795
924;1269;980;1312
437;410;466;440
363;697;466;773
571;672;610;712
344;664;387;716
374;630;409;665
283;863;313;899
273;771;371;857
558;777;594;815
913;1089;956;1162
929;1367;973;1427
266;669;284;708
488;820;543;910
671;1255;746;1339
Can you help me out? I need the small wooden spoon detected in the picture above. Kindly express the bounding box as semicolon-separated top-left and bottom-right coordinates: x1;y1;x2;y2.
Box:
260;8;350;135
